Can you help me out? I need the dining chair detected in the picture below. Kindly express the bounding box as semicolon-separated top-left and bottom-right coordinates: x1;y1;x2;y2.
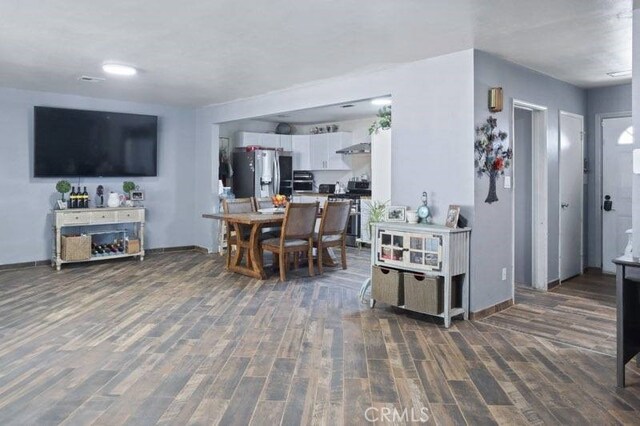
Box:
314;200;351;274
222;198;255;267
261;202;319;281
253;197;274;211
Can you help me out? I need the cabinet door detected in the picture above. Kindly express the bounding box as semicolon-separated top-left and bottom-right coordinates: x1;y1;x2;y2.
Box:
279;135;292;151
326;133;350;170
291;135;311;170
236;131;260;148
309;134;327;170
377;230;407;267
260;133;280;149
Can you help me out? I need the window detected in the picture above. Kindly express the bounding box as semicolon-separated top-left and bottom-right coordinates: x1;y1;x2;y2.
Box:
618;126;634;145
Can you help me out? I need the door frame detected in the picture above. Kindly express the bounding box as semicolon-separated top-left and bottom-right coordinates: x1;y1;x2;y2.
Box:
595;111;632;270
511;99;549;294
558;110;585;282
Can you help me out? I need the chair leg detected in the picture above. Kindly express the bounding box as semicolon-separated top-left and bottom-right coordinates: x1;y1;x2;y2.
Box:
317;243;324;275
293;252;299;270
278;251;286;282
308;243;315;277
341;239;347;269
272;253;279;271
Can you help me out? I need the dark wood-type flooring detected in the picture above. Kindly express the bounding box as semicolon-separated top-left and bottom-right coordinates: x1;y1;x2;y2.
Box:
0;250;639;425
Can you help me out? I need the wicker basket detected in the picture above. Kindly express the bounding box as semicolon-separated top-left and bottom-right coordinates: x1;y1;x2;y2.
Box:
403;273;444;315
372;266;403;306
127;239;140;254
61;235;91;261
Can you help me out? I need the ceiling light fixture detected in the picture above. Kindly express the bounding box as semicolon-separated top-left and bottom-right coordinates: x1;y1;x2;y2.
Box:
607;70;632;78
102;63;137;76
371;98;392;106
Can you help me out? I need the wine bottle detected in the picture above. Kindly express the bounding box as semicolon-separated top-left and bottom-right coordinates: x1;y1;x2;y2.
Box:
82;186;88;208
70;186;76;208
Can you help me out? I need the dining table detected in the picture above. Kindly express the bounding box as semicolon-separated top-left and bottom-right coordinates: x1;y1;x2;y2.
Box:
202;212;338;279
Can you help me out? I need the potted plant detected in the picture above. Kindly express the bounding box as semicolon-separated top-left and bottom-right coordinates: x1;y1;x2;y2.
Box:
369;106;391;135
122;181;136;198
56;180;71;202
365;200;388;238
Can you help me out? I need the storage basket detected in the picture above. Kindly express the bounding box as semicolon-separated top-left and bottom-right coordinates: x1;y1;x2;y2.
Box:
61;235;91;261
403;273;444;315
127;239;140;254
372;266;403;306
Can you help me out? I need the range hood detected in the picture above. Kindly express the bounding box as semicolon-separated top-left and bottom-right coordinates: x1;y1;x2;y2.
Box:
336;142;371;155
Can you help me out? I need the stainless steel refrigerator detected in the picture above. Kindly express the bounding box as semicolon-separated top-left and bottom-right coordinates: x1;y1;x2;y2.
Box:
232;148;293;198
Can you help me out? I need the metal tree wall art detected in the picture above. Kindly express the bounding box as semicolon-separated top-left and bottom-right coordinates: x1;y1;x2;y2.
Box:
474;116;512;204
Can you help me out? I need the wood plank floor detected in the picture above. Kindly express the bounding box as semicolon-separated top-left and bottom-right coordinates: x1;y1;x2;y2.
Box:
0;250;639;425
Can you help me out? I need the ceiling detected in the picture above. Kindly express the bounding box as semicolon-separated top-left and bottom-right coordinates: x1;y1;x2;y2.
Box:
0;0;632;107
258;98;385;124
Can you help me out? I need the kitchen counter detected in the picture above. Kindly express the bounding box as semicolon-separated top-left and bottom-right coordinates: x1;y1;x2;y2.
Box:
293;192;371;199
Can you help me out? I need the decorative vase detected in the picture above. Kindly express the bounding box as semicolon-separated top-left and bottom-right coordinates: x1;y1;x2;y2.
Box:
485;171;499;204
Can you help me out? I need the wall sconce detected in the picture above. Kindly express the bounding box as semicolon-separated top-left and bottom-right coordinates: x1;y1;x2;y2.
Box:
633;149;640;174
488;87;503;112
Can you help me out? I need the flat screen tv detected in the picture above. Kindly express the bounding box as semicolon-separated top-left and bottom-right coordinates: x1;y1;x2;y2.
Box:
34;106;158;177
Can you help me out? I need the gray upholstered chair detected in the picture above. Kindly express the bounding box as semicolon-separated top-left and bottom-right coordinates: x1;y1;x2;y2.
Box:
314;200;351;274
260;202;319;281
253;197;275;211
222;198;255;267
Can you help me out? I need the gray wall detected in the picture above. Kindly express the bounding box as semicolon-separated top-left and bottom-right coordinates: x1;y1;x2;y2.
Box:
473;50;586;311
634;3;640;256
514;108;533;286
0;87;197;265
585;84;632;267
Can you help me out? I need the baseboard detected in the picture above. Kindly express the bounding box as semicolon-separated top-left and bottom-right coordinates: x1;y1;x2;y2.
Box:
470;298;514;320
584;266;602;274
0;259;51;271
0;245;205;271
547;279;560;290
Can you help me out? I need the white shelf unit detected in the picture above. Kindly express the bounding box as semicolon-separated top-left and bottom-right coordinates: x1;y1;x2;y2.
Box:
52;207;145;270
368;222;471;328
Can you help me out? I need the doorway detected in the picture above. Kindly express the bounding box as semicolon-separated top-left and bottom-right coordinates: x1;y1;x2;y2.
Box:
514;107;533;287
559;111;585;282
601;115;633;273
511;100;548;292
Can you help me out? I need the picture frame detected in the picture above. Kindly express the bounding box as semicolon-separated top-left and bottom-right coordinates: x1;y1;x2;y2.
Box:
385;206;407;222
445;205;461;228
56;200;67;210
130;190;145;201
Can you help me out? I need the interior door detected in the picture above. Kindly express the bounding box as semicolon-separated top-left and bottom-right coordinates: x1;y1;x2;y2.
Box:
559;112;584;281
602;116;633;273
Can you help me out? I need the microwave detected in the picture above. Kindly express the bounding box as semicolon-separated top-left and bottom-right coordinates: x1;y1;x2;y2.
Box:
293;170;314;191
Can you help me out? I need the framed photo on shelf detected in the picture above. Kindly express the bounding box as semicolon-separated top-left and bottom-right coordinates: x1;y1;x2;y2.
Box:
445;205;461;228
386;206;407;222
130;190;145;201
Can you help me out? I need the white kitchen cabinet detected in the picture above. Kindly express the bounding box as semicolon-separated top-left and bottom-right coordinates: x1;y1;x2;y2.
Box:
235;131;260;148
259;133;280;149
305;132;352;171
279;135;292;151
309;133;327;170
292;135;311;170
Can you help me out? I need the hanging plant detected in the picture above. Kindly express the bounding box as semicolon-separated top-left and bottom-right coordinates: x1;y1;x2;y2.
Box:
369;106;391;135
474;116;512;204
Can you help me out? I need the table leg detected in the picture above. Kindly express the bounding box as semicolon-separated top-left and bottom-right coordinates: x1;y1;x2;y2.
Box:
231;223;245;268
248;223;266;279
617;263;625;388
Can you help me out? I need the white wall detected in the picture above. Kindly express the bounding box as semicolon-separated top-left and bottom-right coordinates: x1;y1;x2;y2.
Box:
585;84;632;267
473;50;586;311
294;116;374;186
0;87;197;265
632;1;640;256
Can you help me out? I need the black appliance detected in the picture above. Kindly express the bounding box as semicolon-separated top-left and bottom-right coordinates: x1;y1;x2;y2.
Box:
347;180;371;196
328;193;361;247
293;170;314;192
318;184;336;194
34;106;158;177
233;148;293;198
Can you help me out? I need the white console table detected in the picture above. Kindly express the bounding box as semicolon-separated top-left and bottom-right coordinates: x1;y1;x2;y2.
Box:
368;222;471;328
52;207;145;270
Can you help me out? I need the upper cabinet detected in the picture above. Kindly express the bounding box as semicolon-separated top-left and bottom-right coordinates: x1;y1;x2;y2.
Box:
292;135;311;170
235;132;291;150
304;132;352;171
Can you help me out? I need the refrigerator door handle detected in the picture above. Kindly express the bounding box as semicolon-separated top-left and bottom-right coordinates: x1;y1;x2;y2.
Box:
274;153;280;196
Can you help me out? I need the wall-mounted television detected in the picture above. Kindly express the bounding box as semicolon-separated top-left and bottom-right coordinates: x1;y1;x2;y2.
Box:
34;106;158;177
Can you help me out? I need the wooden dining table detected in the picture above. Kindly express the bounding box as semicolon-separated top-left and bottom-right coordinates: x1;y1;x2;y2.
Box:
202;212;338;279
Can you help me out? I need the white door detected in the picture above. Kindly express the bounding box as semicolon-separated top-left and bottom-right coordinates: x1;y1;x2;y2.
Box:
602;116;634;273
559;112;584;281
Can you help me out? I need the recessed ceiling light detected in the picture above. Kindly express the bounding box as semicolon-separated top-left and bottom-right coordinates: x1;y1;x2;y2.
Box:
607;70;632;78
102;63;137;76
371;98;392;106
